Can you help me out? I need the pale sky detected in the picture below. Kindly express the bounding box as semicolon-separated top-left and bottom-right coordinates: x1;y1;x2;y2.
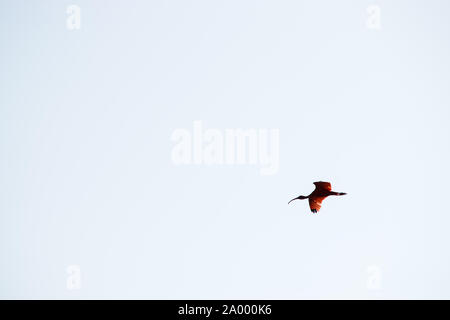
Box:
1;0;450;299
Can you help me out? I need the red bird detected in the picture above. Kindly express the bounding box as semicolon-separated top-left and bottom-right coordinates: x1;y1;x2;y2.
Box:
288;181;346;213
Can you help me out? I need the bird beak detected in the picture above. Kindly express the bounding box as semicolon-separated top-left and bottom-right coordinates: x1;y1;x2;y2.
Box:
288;197;299;204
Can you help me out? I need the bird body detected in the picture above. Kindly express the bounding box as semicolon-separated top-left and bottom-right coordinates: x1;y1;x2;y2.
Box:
289;181;346;213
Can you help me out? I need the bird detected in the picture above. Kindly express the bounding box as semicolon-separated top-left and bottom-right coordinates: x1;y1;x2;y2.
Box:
288;181;346;213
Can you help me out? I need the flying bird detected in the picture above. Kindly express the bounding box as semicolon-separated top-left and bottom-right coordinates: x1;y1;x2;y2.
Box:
288;181;346;213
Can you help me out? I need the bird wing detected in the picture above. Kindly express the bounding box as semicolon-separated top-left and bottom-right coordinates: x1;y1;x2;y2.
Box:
313;181;332;191
309;196;327;213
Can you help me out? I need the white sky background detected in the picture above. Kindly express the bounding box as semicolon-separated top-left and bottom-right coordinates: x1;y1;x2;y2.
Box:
1;0;450;299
